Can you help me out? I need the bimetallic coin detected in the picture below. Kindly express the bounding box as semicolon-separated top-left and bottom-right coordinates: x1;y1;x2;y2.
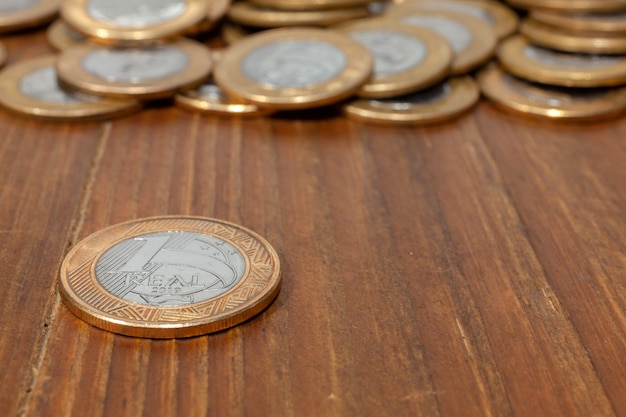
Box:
227;2;370;28
531;9;626;34
221;22;258;45
56;38;212;99
0;42;6;70
47;19;87;51
61;0;208;45
0;55;140;120
249;0;372;11
334;19;452;98
59;216;282;338
520;18;626;55
214;28;373;109
498;35;626;87
386;0;518;39
506;0;626;12
393;10;496;75
343;76;479;125
0;0;61;34
477;63;626;121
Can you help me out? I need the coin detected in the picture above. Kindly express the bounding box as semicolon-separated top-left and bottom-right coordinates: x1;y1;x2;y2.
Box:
386;0;518;40
221;22;258;45
343;76;479;125
214;27;373;109
520;18;626;55
59;216;282;338
186;0;232;34
0;42;6;69
507;0;626;12
47;19;87;51
333;19;452;98
248;0;372;11
477;63;626;120
0;55;141;120
390;10;496;75
498;35;626;87
531;9;626;34
0;0;61;34
227;2;370;28
61;0;208;45
56;38;212;99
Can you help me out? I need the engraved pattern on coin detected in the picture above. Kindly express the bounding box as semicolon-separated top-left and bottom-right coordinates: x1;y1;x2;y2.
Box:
95;232;246;306
369;82;451;110
87;0;187;27
403;15;472;54
198;80;226;101
412;2;494;24
241;40;348;87
19;66;99;103
523;45;623;68
502;73;607;105
350;30;426;76
0;0;38;13
81;46;189;83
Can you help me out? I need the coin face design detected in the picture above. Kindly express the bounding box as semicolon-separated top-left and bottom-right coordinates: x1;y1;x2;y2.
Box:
59;216;282;338
197;81;226;101
523;45;623;69
0;0;39;13
95;231;247;307
349;30;426;76
81;46;189;83
19;66;97;103
240;40;347;87
402;15;472;54
369;82;451;110
87;0;187;27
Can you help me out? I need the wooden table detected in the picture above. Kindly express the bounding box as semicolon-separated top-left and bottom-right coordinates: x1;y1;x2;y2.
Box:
1;28;625;417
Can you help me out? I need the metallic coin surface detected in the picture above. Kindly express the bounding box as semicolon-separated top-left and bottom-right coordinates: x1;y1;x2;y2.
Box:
477;63;626;120
531;9;626;34
61;0;207;45
47;19;87;51
393;10;496;75
0;0;61;34
498;35;626;87
214;27;372;109
507;0;626;12
56;38;212;99
334;19;452;98
0;42;6;70
0;55;140;120
249;0;371;11
343;76;479;124
59;216;282;338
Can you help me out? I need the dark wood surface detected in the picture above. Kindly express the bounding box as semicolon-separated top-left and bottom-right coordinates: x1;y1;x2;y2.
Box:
1;27;626;417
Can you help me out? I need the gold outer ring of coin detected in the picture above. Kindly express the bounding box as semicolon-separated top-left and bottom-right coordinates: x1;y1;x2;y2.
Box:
186;0;232;35
227;2;370;28
0;55;141;121
248;0;372;11
61;0;208;45
56;38;212;100
520;18;626;55
343;76;479;125
477;63;626;121
507;0;626;12
0;0;61;34
388;10;496;75
58;216;282;338
47;19;87;51
213;27;373;110
385;0;518;39
0;42;6;69
333;19;453;98
221;22;257;45
498;35;626;87
531;9;626;34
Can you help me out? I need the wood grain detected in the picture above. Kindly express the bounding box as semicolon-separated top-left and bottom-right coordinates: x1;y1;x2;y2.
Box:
1;23;626;417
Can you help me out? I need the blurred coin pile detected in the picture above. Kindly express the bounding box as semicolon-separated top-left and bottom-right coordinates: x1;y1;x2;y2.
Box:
3;0;626;123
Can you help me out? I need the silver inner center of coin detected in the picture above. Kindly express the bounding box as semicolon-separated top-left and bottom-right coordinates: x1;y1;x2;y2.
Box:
350;30;426;76
87;0;187;28
197;80;227;101
241;40;348;88
502;73;607;105
0;0;38;12
402;15;472;54
81;46;189;83
369;82;451;110
523;45;623;68
411;2;494;24
95;232;247;307
19;66;100;104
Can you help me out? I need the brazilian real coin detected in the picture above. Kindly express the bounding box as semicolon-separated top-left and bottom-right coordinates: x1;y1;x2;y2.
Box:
248;0;372;11
390;10;496;75
47;19;87;51
333;18;453;98
498;35;626;87
61;0;208;45
0;55;141;121
0;42;6;69
506;0;626;13
477;63;626;121
343;76;479;125
213;27;373;109
0;0;61;34
530;9;626;34
59;216;283;338
56;38;212;99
